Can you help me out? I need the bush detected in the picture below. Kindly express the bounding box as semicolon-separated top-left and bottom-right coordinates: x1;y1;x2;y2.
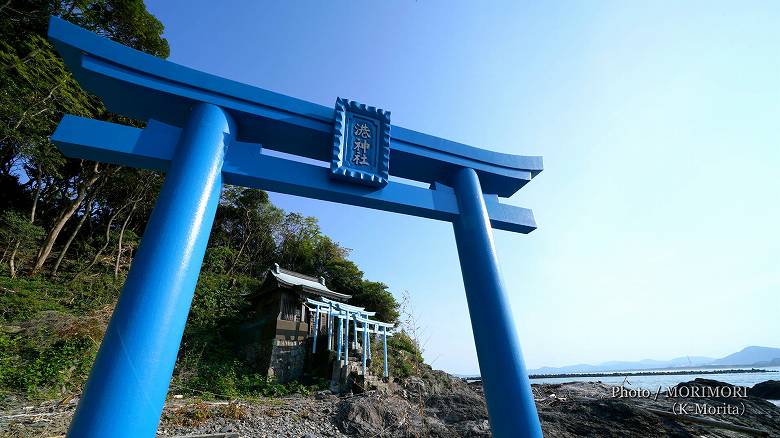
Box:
0;332;96;398
0;210;45;275
0;276;68;322
202;246;238;275
170;357;324;399
369;330;424;379
187;274;258;329
0;263;394;400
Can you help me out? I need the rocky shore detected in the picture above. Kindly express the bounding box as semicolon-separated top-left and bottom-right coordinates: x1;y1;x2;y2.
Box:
2;371;779;437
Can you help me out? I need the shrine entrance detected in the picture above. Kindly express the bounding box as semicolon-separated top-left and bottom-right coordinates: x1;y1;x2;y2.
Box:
48;16;544;438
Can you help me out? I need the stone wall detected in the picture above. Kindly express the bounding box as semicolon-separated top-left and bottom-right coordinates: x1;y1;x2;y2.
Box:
267;339;307;383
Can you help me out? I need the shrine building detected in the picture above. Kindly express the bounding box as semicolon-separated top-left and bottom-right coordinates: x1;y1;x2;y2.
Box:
241;263;393;388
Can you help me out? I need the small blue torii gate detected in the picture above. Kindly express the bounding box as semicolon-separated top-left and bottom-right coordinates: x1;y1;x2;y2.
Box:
306;297;395;377
46;16;544;437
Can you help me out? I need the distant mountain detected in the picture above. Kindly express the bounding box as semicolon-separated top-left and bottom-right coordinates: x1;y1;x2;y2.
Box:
531;346;780;375
710;346;780;366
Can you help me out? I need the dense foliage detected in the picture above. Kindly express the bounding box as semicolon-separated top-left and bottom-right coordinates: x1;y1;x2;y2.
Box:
0;1;411;401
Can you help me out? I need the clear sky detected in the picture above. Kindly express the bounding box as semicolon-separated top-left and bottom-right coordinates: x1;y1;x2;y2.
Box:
145;1;779;375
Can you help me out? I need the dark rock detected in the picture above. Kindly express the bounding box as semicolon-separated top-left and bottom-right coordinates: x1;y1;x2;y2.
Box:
424;384;488;424
675;378;737;388
336;398;387;435
547;399;672;437
403;376;425;395
750;380;780;399
5;375;780;437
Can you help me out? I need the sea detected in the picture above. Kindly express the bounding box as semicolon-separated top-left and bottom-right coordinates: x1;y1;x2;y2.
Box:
527;366;780;391
460;366;780;406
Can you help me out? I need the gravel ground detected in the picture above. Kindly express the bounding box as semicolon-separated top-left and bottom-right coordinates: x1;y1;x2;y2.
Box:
2;376;780;437
0;392;349;438
158;393;347;438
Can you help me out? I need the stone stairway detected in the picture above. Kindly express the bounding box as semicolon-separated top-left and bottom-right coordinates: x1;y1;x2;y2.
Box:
329;349;374;393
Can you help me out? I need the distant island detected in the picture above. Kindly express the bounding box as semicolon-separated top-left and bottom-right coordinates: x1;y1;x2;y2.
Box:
530;346;780;375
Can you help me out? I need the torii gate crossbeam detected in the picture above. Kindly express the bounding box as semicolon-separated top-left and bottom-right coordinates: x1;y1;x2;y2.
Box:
46;16;544;438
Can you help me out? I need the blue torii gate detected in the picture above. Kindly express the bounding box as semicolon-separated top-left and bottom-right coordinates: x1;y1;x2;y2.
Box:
355;314;395;378
46;16;544;438
307;298;375;365
306;297;395;377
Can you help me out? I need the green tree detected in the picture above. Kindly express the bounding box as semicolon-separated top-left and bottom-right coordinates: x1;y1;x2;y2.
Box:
0;210;45;277
350;280;399;323
207;186;284;277
1;1;168;275
324;258;399;323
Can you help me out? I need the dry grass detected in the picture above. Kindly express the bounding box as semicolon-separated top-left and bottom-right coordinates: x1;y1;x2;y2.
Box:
218;401;247;420
19;304;113;347
166;402;212;427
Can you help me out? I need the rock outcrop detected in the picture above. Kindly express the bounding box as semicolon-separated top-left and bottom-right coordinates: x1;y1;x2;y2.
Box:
750;380;780;400
2;371;780;437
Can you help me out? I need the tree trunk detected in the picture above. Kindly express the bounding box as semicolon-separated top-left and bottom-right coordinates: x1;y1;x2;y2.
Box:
31;162;103;274
30;165;42;223
73;203;127;281
52;199;92;276
9;167;44;277
9;241;19;278
226;232;252;276
114;204;136;279
31;187;88;274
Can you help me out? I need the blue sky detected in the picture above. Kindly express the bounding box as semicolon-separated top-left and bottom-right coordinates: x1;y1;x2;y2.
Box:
145;1;779;374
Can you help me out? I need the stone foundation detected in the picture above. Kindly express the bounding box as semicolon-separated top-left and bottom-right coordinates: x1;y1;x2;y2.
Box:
267;339;307;383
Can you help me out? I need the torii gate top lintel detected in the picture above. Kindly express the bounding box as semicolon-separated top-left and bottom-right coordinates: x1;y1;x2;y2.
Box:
49;15;544;438
48;17;541;200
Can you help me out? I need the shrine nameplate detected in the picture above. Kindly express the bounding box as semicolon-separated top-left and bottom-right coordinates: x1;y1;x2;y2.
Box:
330;98;391;187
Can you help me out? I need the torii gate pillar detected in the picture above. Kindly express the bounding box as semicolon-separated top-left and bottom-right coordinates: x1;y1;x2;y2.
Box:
452;168;542;437
67;103;233;437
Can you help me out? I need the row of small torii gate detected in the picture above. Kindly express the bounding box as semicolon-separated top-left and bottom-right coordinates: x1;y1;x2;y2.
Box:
306;297;395;378
47;15;545;438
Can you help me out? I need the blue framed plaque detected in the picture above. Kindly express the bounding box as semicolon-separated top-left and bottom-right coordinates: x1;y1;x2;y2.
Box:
330;97;391;187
